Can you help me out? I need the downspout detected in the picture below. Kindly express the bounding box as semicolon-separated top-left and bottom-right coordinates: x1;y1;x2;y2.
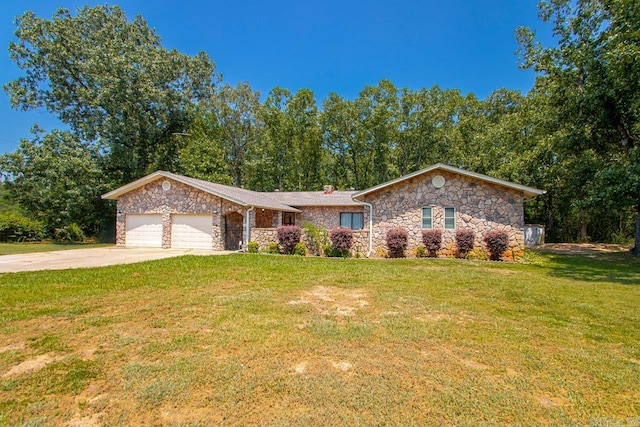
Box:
245;206;255;251
363;202;373;258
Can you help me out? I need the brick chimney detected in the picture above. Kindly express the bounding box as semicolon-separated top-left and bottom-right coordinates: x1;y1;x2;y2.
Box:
323;185;334;194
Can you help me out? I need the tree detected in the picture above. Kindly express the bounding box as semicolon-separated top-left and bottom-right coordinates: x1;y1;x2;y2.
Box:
4;5;217;182
207;82;263;187
176;108;232;185
0;127;109;233
517;0;640;254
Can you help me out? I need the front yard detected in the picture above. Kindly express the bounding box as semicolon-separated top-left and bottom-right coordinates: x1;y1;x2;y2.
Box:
0;252;638;425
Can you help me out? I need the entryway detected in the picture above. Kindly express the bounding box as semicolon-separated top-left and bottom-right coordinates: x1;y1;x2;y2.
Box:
224;212;243;250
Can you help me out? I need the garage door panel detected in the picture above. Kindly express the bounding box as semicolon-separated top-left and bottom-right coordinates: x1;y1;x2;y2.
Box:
171;215;213;249
126;214;163;247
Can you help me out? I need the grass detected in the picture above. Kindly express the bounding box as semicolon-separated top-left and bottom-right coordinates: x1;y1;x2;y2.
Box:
0;242;113;256
0;251;639;425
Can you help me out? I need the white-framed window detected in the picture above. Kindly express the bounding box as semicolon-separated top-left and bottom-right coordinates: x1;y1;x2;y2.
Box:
340;212;364;230
422;207;433;229
444;207;456;229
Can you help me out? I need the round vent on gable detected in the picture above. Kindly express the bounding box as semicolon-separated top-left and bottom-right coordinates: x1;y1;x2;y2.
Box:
432;175;445;188
162;180;171;191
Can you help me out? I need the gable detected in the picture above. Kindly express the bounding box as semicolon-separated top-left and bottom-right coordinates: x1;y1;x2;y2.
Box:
353;163;545;200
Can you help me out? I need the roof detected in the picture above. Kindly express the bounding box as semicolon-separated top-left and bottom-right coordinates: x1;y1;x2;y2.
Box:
266;191;364;207
101;171;301;212
352;163;546;199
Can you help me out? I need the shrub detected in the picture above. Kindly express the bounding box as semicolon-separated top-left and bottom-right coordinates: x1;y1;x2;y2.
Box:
414;245;426;258
267;242;280;254
302;221;328;256
247;241;259;253
421;229;443;257
294;242;307;256
455;229;476;257
277;225;302;254
329;227;354;255
386;228;408;258
53;223;86;242
483;230;510;260
0;213;44;242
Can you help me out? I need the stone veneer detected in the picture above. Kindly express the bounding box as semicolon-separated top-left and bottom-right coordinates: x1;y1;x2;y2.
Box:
116;178;251;249
362;170;526;259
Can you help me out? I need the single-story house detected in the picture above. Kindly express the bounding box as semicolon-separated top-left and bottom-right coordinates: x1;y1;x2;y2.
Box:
102;163;545;258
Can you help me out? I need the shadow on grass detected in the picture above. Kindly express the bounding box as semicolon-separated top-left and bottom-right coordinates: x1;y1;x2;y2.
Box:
539;252;640;286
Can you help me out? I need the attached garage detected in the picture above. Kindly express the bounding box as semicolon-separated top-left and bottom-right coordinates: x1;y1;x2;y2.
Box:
126;214;163;248
171;214;213;249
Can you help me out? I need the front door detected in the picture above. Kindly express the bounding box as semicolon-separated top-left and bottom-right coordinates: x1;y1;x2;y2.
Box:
224;212;244;250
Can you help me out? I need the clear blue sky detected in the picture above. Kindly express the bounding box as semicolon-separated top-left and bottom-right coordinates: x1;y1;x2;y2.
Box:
0;0;553;155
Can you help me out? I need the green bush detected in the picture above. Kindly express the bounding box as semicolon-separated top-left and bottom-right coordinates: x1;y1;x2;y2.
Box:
415;245;426;258
294;242;307;256
248;241;260;253
302;222;328;255
267;242;280;254
53;223;86;242
0;213;44;242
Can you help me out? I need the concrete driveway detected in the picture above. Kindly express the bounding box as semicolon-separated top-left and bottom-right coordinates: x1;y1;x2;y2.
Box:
0;247;233;273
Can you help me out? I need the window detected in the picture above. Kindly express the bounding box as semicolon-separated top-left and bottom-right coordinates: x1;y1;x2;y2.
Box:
283;212;295;225
444;207;456;229
340;212;364;230
422;207;432;229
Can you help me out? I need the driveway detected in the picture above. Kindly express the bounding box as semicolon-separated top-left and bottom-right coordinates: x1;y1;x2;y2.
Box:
0;247;233;273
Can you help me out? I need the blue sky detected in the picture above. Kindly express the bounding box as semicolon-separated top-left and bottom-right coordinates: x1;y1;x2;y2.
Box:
0;1;553;155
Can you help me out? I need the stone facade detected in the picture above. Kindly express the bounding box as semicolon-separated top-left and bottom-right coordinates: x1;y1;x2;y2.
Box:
114;169;530;259
116;178;252;250
362;170;525;258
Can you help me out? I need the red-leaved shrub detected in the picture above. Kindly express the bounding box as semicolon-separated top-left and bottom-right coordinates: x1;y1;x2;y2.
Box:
386;228;408;258
421;229;443;257
277;225;301;254
455;229;475;257
329;227;354;255
483;230;509;260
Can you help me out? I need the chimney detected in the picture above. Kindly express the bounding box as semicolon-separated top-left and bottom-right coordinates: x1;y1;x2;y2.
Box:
323;185;335;194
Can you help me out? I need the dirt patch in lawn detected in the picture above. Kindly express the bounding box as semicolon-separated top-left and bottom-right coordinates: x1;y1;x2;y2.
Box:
2;353;64;377
536;243;632;255
288;286;369;317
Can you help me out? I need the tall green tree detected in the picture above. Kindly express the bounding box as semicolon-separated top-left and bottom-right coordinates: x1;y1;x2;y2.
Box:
4;5;217;182
517;0;640;254
0;128;108;233
208;82;263;187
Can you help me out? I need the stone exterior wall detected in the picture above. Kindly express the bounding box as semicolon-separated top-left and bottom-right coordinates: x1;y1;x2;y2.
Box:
363;170;526;259
116;178;249;249
299;206;368;229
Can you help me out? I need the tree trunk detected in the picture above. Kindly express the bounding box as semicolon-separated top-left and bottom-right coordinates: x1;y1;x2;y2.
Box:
633;203;640;256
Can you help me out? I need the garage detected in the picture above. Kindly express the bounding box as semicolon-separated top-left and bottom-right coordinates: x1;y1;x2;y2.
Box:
126;214;163;247
171;214;213;249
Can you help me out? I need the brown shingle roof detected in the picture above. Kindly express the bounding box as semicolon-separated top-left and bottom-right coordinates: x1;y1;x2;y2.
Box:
265;191;363;207
102;171;302;212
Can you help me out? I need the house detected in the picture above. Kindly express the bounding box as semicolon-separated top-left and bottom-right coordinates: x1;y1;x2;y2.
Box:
101;163;545;258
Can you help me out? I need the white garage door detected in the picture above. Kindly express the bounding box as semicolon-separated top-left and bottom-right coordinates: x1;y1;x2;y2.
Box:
126;214;163;247
171;215;213;249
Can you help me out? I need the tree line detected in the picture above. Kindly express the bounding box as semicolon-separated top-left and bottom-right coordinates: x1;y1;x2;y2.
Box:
1;3;638;253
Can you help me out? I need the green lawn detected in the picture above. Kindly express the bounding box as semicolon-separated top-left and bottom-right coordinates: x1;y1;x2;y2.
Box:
0;252;639;425
0;242;113;256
